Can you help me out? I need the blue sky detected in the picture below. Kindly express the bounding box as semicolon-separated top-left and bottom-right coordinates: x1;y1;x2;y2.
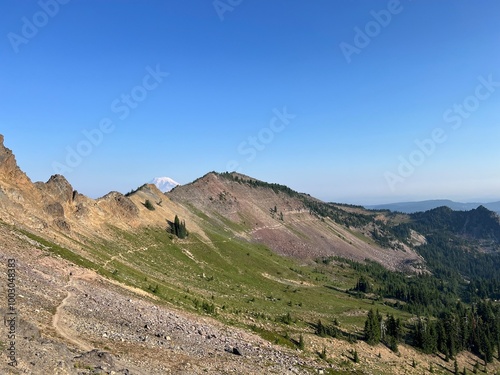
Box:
1;0;499;204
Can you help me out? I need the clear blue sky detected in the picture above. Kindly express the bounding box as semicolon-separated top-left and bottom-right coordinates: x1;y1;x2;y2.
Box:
1;0;499;204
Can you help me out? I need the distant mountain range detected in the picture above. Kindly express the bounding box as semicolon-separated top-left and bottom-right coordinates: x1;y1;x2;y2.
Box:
365;199;500;214
150;177;180;192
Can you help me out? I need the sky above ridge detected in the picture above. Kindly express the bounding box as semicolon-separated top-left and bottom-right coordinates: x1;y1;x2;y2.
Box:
1;0;499;204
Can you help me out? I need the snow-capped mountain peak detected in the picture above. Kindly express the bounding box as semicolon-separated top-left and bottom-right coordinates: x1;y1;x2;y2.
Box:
150;177;180;193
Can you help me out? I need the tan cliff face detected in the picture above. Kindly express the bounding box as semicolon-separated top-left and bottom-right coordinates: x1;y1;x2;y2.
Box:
35;174;74;204
0;134;45;227
0;134;32;185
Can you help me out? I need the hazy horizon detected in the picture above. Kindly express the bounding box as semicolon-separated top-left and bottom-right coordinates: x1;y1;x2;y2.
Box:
2;1;499;204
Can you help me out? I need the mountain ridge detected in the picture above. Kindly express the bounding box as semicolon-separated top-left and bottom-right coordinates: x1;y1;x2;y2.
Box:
1;135;497;273
366;199;500;214
1;134;500;374
0;135;207;246
0;133;425;274
167;171;424;271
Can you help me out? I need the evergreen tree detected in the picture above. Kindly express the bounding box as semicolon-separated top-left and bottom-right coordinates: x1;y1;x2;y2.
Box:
315;319;337;338
385;314;402;352
424;320;438;354
144;199;155;210
298;334;305;350
442;312;458;358
316;319;326;337
498;339;500;365
174;215;180;237
413;318;423;348
480;328;494;363
179;219;187;238
355;276;371;293
436;319;447;354
364;309;381;345
412;317;437;354
172;215;188;239
319;346;327;360
386;314;402;340
388;335;398;352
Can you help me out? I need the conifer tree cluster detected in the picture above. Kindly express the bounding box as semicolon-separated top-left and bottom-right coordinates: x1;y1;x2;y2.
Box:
364;309;402;352
315;319;339;338
172;215;188;239
354;276;372;293
410;301;500;363
362;301;500;362
364;309;382;345
269;205;284;221
385;313;402;352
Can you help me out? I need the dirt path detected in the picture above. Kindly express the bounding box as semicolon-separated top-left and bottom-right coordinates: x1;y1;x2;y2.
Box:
102;246;148;269
52;270;95;351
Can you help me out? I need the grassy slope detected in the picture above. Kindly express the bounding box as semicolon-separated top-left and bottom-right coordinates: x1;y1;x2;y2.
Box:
11;215;498;374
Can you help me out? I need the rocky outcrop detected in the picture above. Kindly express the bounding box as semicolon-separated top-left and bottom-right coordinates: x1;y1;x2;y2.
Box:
44;202;65;217
0;134;35;192
0;134;200;249
36;174;74;204
99;192;139;218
